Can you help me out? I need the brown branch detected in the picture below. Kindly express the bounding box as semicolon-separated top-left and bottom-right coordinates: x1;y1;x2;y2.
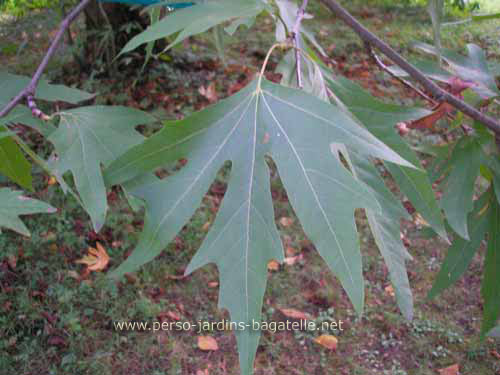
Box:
0;0;92;119
319;0;500;136
292;0;309;88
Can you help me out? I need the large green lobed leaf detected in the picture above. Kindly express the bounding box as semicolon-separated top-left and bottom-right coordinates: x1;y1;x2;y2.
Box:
105;78;414;374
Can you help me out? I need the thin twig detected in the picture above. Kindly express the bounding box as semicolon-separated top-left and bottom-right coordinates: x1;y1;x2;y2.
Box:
0;0;92;119
292;0;309;88
319;0;500;136
364;42;436;106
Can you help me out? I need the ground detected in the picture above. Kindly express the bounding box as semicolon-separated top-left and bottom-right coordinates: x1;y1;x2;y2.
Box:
1;0;500;374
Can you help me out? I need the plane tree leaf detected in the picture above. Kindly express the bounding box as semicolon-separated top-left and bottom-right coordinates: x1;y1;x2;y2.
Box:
0;72;93;187
327;76;447;240
427;193;489;299
481;193;500;336
0;125;32;190
0;71;94;106
344;150;414;320
325;76;444;320
48;106;155;232
120;0;267;54
104;78;414;375
439;136;486;240
387;58;453;84
0;188;56;236
411;42;500;98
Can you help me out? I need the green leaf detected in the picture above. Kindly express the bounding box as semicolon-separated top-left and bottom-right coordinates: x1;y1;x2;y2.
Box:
0;125;32;190
224;16;256;35
440;136;484;240
105;78;413;375
427;193;489;299
49;106;155;232
326;76;447;240
0;188;56;236
120;0;266;54
481;195;500;337
0;71;92;136
0;71;94;105
411;42;500;98
387;59;453;84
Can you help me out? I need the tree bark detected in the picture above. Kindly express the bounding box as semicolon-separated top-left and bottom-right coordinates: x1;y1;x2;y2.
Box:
83;0;145;64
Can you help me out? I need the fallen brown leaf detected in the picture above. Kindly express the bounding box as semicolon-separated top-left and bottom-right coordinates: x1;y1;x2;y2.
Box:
437;364;459;375
279;308;312;320
208;281;219;288
75;242;110;272
48;176;57;186
267;260;280;271
384;285;395;297
314;334;338;350
198;336;219;351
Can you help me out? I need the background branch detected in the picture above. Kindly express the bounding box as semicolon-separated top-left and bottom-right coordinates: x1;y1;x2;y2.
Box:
319;0;500;135
0;0;92;119
364;42;436;106
292;0;309;88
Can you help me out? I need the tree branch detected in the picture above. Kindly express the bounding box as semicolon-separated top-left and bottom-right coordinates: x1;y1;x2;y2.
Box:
292;0;309;88
319;0;500;135
364;42;436;106
0;0;92;119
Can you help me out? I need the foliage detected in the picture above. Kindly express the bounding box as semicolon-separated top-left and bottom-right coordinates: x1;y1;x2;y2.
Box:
0;0;60;16
1;0;499;374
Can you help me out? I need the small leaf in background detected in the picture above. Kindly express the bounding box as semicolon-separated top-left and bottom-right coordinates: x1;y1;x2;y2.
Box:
314;334;338;350
76;242;110;272
197;336;219;351
437;364;459;375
